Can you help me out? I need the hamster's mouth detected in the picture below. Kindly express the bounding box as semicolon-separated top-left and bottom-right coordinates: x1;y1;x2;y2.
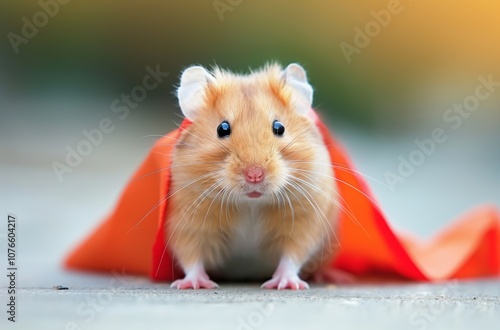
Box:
246;191;263;198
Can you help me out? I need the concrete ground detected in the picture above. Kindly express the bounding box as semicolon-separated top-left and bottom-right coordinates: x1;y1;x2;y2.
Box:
1;103;500;329
3;281;500;330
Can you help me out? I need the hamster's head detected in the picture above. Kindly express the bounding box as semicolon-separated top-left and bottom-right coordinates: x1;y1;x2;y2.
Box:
172;63;327;202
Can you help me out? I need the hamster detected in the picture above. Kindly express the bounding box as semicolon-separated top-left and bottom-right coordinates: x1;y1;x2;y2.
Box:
167;63;340;290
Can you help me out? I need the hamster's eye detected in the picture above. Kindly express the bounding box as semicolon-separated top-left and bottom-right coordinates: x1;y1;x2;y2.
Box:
217;121;231;138
272;120;285;136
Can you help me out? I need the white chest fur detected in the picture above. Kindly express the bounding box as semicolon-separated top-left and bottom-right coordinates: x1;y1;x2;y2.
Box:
214;203;278;280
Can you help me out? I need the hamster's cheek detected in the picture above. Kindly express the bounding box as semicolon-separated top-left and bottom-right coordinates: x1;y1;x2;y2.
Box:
225;157;244;188
265;158;289;191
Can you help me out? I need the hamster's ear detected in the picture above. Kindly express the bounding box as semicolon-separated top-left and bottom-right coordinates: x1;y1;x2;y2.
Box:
177;66;215;121
282;63;313;115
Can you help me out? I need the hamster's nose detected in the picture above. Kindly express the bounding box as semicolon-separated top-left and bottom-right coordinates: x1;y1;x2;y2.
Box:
244;166;265;184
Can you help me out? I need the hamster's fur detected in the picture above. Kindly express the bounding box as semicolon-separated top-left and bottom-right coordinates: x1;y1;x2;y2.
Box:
167;63;339;289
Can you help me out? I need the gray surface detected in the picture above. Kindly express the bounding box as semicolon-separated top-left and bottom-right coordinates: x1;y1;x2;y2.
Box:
1;282;500;329
1;103;500;329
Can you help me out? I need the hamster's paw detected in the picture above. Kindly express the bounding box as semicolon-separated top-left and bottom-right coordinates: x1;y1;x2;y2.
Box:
171;262;219;289
170;277;219;290
261;273;309;290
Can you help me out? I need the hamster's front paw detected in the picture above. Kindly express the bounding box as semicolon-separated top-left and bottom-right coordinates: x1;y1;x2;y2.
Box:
261;273;309;290
171;261;219;289
170;276;219;290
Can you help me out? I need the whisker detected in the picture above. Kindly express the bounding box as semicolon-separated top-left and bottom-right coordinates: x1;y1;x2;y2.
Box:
286;180;338;250
289;160;392;190
163;179;225;273
125;172;215;235
183;179;225;229
217;183;231;243
279;127;311;154
281;188;295;238
292;170;368;235
292;167;390;218
201;178;228;231
288;174;346;247
219;184;231;230
283;185;307;212
276;188;287;227
226;188;236;227
155;176;217;277
130;162;224;184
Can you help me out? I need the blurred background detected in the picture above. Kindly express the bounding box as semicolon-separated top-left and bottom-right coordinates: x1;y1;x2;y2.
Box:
0;0;499;288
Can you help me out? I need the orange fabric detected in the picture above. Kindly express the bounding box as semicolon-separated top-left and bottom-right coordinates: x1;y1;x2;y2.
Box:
64;111;500;281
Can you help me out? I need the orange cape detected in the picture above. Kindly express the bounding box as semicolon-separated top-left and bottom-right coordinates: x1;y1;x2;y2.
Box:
65;111;500;281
